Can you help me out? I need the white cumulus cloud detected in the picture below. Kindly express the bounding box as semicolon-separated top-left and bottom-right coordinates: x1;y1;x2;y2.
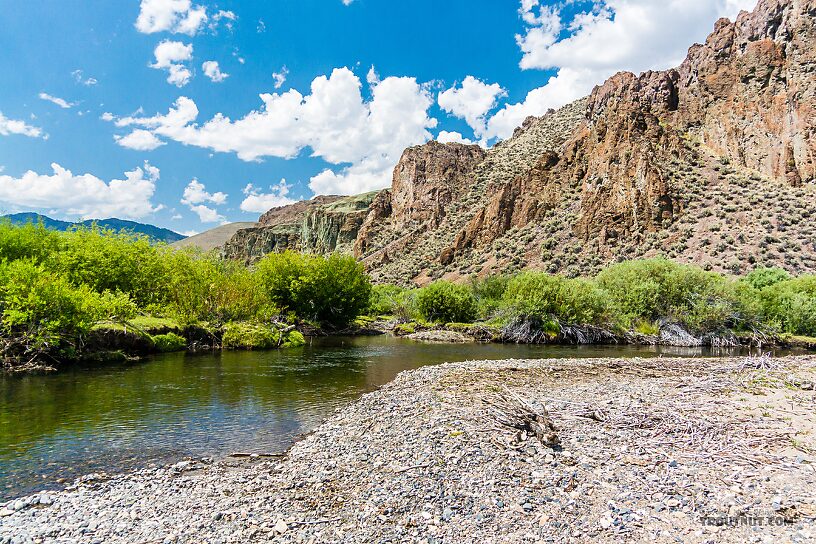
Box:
151;40;193;87
0;112;44;138
181;179;227;206
436;131;474;145
202;60;228;82
181;179;226;223
135;0;208;35
187;204;223;223
485;0;759;140
0;162;161;219
108;67;438;195
240;179;297;213
438;76;506;141
115;129;166;151
272;66;288;89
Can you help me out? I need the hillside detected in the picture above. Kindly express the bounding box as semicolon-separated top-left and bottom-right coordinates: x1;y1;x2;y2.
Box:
224;0;816;285
2;213;186;244
171;222;257;252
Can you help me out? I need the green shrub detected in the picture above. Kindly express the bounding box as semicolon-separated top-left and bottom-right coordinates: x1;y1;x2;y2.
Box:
368;284;407;316
221;322;281;350
257;251;371;327
415;281;477;323
468;274;510;318
685;278;762;334
597;259;717;329
744;267;791;290
151;332;187;353
501;272;608;325
0;259;136;360
51;228;169;307
163;249;274;325
759;275;816;336
283;330;306;348
0;220;60;263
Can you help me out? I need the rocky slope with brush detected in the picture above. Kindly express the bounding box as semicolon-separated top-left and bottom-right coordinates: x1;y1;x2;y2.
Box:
225;0;816;285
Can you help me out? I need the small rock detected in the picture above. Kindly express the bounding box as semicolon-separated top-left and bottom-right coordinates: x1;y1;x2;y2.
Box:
274;520;288;534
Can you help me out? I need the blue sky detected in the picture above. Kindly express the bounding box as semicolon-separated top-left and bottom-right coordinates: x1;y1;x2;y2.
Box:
0;0;756;234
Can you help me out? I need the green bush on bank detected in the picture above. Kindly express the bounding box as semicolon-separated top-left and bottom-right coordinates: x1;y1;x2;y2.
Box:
370;258;815;339
161;249;277;325
760;275;816;336
151;332;187;353
469;274;510;318
0;221;60;263
595;258;762;334
284;330;306;348
0;259;136;359
415;281;477;324
744;267;791;290
368;284;409;317
501;272;608;327
257;251;371;327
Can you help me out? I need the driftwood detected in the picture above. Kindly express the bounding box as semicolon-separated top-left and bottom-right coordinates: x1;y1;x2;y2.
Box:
483;387;559;447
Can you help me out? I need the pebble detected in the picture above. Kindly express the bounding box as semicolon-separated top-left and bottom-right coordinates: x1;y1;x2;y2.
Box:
274;519;288;534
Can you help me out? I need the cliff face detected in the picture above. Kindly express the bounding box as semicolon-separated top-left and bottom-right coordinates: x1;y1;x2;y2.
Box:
226;0;816;283
354;142;486;258
222;192;378;263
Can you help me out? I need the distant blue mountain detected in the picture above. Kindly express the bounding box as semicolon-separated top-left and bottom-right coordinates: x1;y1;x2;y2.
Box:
2;213;187;244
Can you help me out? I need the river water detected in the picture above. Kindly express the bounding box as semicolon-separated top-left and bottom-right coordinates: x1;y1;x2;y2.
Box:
0;336;784;500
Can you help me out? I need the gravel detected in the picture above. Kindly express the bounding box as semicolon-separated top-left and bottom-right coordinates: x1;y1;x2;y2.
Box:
2;355;815;543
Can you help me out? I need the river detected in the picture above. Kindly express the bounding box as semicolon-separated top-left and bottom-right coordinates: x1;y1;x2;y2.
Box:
0;336;786;500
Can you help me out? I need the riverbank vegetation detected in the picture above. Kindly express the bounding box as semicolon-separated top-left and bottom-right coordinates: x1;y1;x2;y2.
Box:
3;220;816;371
371;259;816;346
0;222;369;370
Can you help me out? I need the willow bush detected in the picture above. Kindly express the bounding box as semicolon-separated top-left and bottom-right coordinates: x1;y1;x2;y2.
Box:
415;281;477;324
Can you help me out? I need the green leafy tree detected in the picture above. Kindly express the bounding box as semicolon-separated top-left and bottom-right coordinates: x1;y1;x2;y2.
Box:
0;220;61;263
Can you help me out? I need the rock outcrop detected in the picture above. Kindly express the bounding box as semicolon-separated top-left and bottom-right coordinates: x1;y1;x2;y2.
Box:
223;192;379;263
354;142;486;257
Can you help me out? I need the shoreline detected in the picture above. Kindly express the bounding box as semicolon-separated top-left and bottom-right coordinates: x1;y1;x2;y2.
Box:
2;355;815;543
5;317;815;375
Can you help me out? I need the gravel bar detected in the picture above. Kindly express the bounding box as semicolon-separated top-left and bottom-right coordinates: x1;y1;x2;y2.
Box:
2;355;816;543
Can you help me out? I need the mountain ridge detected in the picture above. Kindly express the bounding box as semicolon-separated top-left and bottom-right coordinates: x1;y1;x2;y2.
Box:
2;213;186;244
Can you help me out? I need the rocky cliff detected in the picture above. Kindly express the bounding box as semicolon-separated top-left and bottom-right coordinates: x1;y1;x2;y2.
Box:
226;0;816;284
223;192;378;263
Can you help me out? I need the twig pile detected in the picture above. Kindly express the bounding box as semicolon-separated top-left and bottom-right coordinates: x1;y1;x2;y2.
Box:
482;387;560;446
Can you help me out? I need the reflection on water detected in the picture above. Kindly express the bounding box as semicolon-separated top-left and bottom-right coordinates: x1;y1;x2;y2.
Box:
0;336;787;499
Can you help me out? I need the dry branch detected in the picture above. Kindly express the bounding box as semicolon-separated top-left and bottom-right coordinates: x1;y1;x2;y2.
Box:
483;387;559;446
